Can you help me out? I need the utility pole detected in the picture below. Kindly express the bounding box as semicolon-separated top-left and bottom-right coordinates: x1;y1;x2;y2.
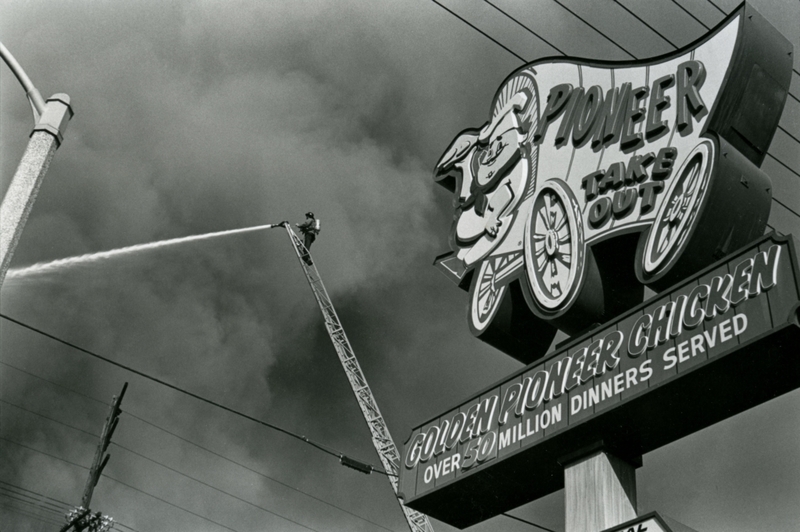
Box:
0;41;73;286
61;383;126;532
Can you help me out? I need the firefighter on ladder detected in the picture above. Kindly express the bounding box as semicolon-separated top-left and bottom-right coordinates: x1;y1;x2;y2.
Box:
278;212;320;265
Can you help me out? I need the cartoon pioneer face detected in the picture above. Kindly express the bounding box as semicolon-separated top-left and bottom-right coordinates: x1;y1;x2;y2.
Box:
432;10;789;364
434;74;539;271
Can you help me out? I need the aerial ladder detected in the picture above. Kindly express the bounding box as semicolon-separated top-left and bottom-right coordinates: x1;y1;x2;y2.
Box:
276;223;434;532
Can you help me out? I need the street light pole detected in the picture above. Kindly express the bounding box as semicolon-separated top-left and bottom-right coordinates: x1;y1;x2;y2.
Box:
0;41;73;286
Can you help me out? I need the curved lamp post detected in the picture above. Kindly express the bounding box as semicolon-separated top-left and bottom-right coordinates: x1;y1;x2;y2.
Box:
0;41;73;286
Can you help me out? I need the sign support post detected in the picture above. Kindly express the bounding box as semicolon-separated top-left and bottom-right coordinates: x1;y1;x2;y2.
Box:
562;448;637;532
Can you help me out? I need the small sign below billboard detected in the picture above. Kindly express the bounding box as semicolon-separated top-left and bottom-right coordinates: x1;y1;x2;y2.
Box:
601;511;699;532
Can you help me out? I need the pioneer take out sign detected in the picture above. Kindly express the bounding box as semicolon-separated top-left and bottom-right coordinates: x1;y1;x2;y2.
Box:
432;4;791;365
402;234;800;528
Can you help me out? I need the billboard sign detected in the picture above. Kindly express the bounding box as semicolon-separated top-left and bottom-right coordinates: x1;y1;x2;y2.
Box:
401;234;800;527
432;4;792;363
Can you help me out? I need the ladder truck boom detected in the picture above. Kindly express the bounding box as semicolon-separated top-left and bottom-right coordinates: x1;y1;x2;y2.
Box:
280;225;434;532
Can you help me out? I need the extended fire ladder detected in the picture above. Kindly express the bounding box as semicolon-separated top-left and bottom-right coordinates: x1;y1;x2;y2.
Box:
281;225;434;532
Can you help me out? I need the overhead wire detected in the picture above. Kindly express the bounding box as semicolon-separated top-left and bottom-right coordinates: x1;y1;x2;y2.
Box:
0;479;87;529
0;503;63;531
0;313;391;476
0;360;110;408
705;0;726;17
428;0;527;62
768;153;800;185
502;512;557;532
114;522;143;532
482;0;564;55
548;0;634;58
777;124;800;146
0;491;66;518
1;503;63;527
108;442;326;532
120;411;397;532
0;436;241;532
768;165;800;216
1;436;90;471
701;0;800;93
611;0;677;48
0;485;69;515
102;474;241;532
0;360;398;532
0;479;73;508
1;394;398;532
689;0;798;196
1;398;100;439
671;0;711;30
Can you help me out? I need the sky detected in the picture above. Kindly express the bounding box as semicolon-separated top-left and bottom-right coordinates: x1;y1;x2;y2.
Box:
1;1;799;532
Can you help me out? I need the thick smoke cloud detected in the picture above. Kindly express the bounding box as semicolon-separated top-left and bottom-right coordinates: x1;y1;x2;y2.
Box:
2;1;798;532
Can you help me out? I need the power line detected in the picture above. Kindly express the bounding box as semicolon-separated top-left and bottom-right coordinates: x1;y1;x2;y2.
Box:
1;398;100;439
0;360;110;408
604;4;800;165
778;124;800;146
2;397;395;532
0;479;73;508
768;152;800;182
0;479;100;530
1;501;62;522
2;488;140;532
0;485;70;514
110;442;327;532
120;412;397;532
670;0;710;30
549;0;634;57
32;399;336;531
703;1;799;80
0;313;390;476
0;490;66;518
502;512;557;532
114;521;142;532
1;502;64;527
0;482;71;511
102;473;241;532
612;0;677;48
705;0;726;17
0;436;240;532
1;435;90;470
482;0;564;55
1;361;398;532
428;0;527;62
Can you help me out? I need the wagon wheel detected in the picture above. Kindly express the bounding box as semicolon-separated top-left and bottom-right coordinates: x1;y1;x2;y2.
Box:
469;258;508;333
642;141;713;277
524;180;585;315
